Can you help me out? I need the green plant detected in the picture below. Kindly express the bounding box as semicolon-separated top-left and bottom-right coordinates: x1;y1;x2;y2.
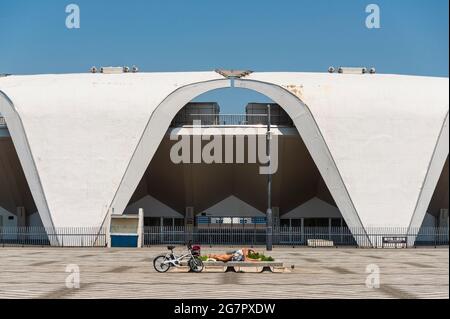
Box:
248;252;261;259
199;256;208;261
248;251;275;261
262;255;274;262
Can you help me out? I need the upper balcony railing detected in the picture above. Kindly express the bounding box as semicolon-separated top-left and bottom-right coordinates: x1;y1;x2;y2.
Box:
171;114;293;127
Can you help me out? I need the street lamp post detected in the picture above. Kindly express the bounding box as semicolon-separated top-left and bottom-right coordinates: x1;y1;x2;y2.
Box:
266;104;273;251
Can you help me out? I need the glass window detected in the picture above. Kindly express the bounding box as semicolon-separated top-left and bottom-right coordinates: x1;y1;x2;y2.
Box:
280;219;290;227
331;218;342;227
291;219;302;227
174;218;184;227
163;218;174;227
145;217;160;227
222;217;232;224
232;217;241;224
304;218;329;227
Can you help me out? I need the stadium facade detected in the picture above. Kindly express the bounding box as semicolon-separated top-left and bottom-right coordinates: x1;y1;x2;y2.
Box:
0;70;448;246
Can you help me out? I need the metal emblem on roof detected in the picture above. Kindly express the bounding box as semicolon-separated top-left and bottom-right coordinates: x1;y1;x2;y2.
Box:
215;69;253;79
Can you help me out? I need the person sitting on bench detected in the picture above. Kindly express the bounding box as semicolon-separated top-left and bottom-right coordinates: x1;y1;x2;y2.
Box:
207;248;259;262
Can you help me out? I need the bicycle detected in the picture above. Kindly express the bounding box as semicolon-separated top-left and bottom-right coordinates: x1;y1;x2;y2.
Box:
153;241;204;273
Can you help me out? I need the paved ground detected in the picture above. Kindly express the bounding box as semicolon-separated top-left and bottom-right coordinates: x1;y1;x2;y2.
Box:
0;246;448;299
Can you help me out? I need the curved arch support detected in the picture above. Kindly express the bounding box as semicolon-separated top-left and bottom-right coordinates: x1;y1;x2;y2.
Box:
110;78;371;246
109;79;231;217
235;79;369;245
0;90;57;243
408;112;449;245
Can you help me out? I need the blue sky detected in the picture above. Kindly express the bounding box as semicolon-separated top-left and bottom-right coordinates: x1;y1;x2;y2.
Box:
0;0;448;112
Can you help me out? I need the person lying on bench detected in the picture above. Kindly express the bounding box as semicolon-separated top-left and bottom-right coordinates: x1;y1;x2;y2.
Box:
207;248;259;262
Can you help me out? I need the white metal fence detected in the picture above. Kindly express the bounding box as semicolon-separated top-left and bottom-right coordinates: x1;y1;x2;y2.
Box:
143;226;449;248
0;226;447;248
0;227;107;247
171;114;293;126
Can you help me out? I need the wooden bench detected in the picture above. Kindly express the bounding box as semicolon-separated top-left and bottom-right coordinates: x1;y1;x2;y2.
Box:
203;261;284;273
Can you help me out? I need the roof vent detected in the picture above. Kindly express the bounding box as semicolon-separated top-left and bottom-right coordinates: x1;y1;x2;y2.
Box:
335;67;376;74
90;66;139;74
338;67;367;74
99;66;125;74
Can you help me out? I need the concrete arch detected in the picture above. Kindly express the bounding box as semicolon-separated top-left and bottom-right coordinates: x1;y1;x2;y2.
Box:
234;79;366;234
408;112;449;237
0;90;55;233
109;77;369;243
108;79;231;218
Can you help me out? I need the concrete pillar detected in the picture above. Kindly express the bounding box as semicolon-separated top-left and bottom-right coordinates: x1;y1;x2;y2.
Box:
301;218;305;244
439;209;449;228
289;218;292;243
185;207;194;242
272;207;280;227
328;218;332;240
137;208;144;248
16;207;26;227
439;209;449;243
106;207;113;248
160;217;164;244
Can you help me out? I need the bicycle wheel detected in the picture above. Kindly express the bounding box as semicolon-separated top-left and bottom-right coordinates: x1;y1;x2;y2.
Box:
189;256;204;273
153;255;171;273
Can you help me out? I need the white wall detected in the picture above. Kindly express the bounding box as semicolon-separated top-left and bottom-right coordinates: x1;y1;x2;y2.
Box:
0;206;17;227
1;72;448;234
0;72;224;228
246;73;449;229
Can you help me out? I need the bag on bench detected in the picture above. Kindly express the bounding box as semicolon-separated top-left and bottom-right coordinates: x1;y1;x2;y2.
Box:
231;249;244;261
192;245;201;256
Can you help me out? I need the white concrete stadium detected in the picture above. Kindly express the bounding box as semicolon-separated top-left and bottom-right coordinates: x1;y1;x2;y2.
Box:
0;70;448;246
